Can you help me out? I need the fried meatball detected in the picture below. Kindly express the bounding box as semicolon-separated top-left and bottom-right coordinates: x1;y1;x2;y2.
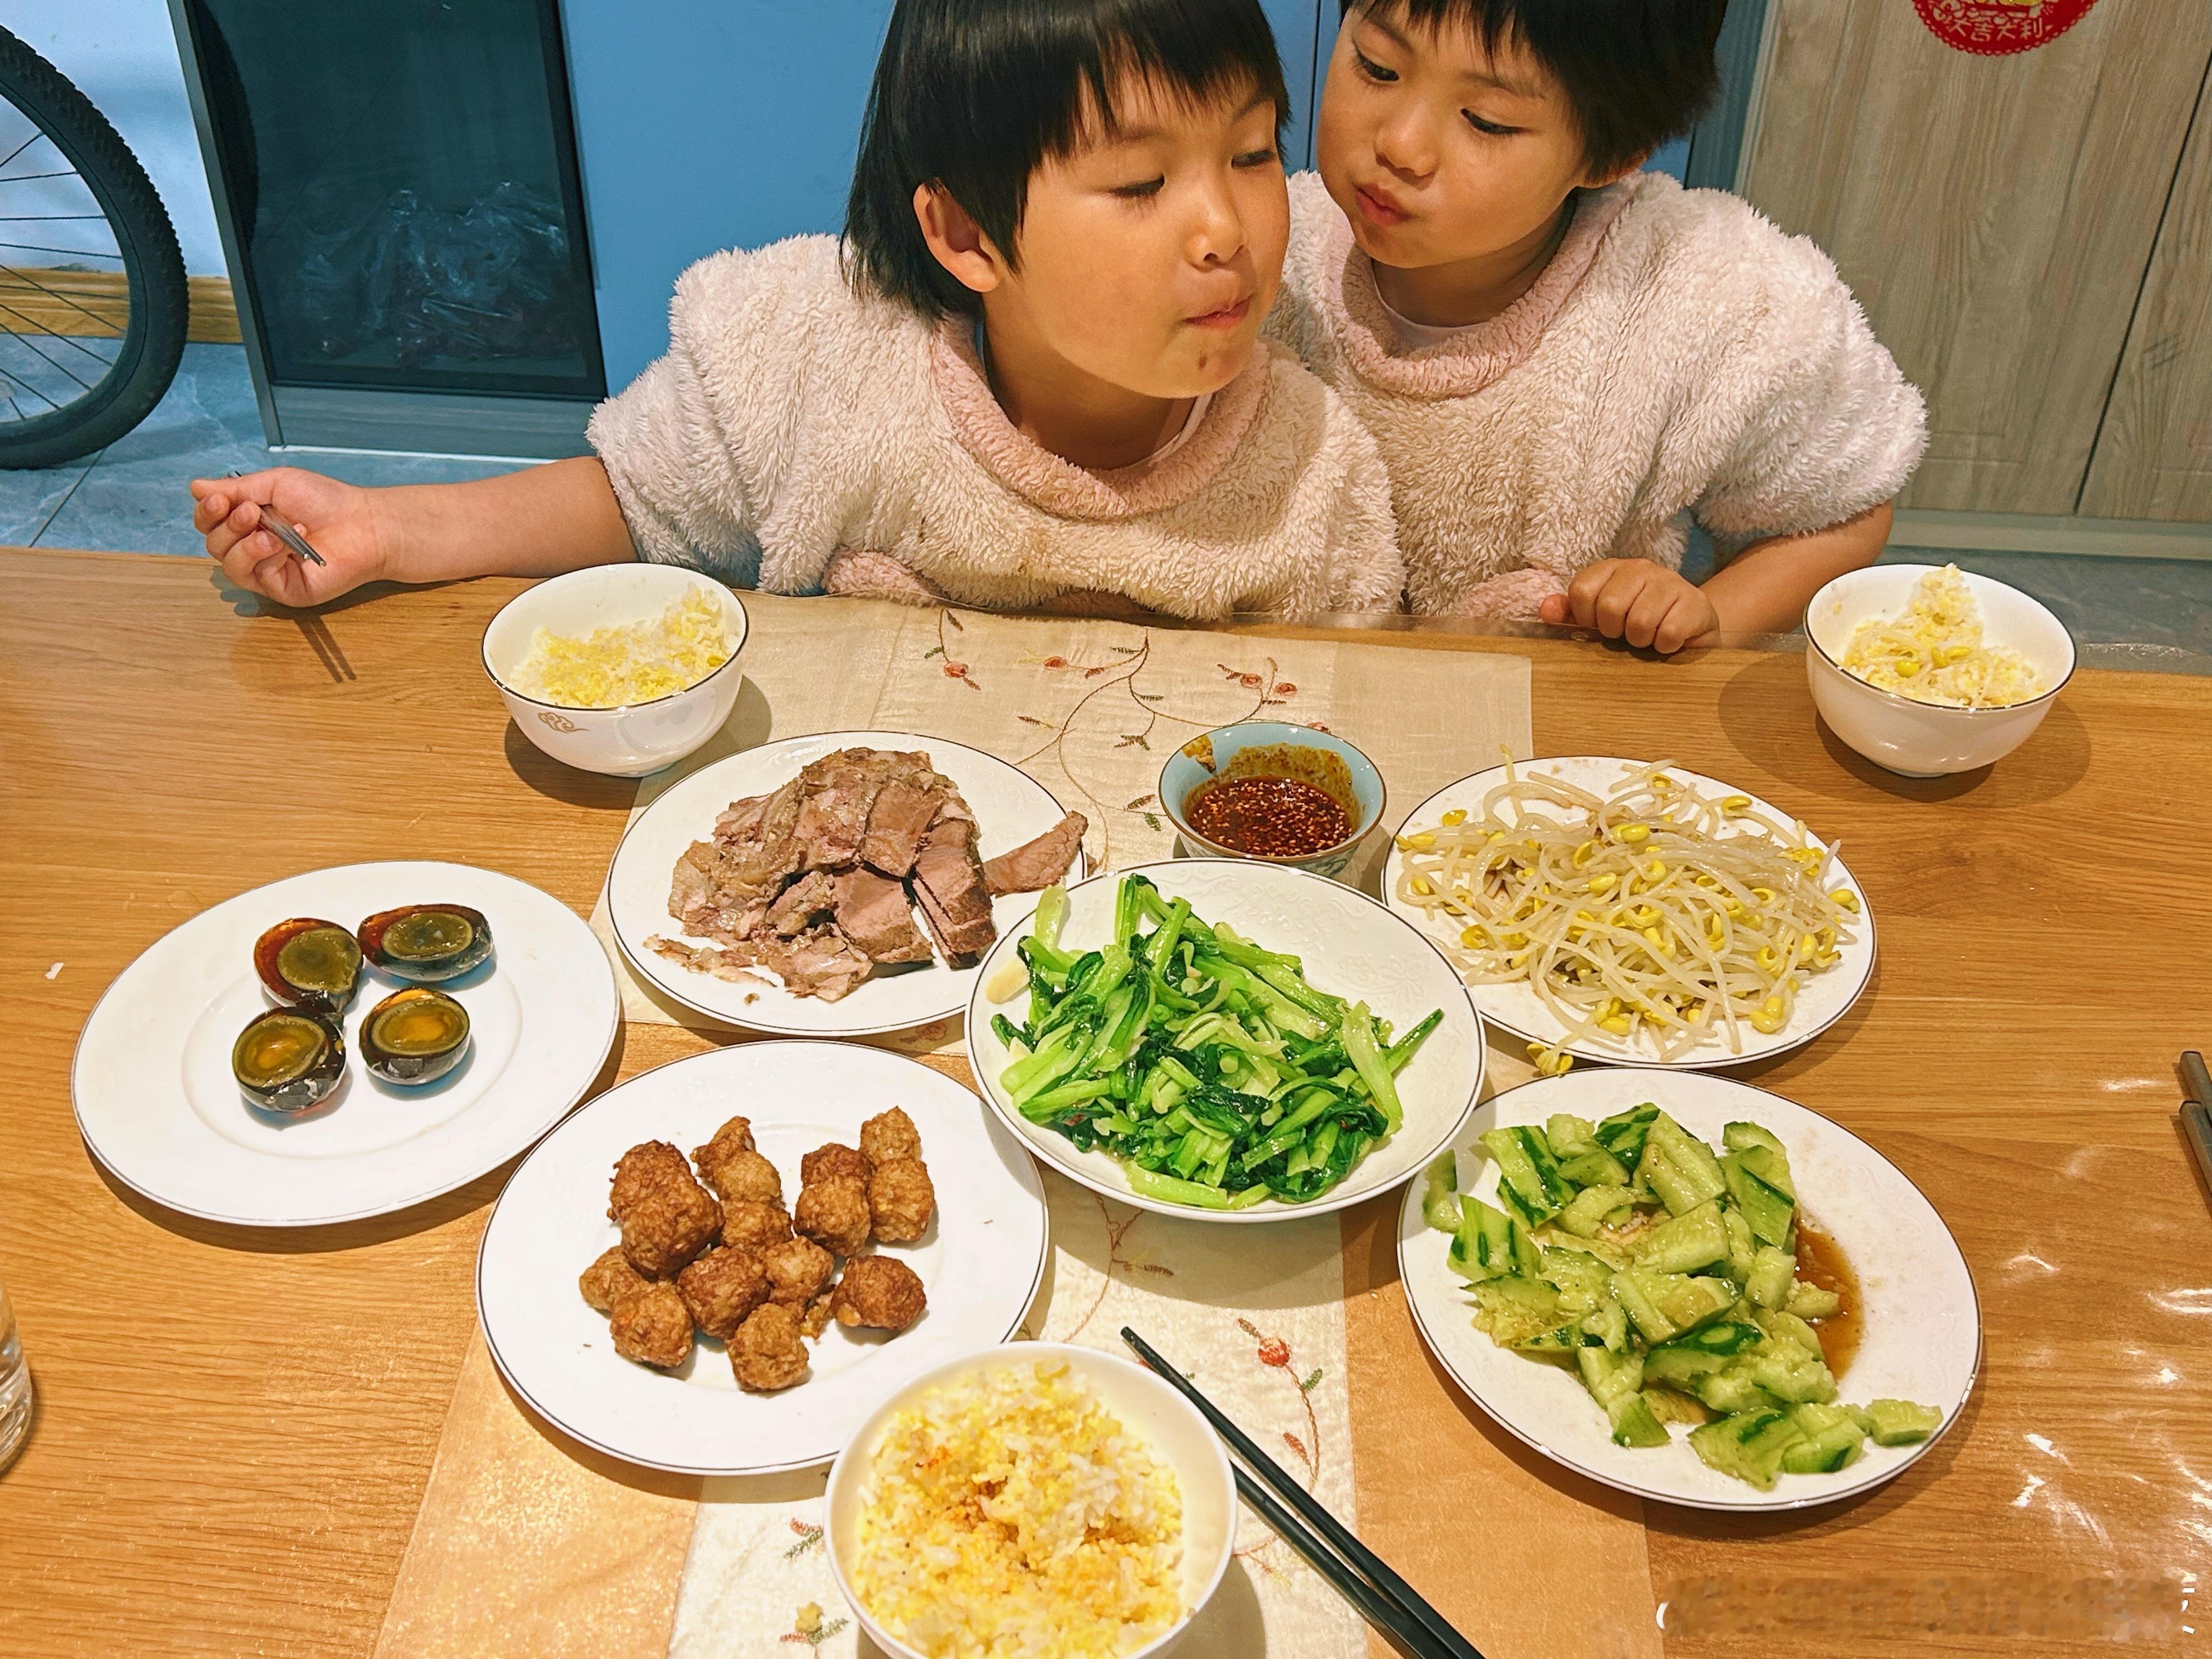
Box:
608;1141;721;1278
859;1105;922;1166
692;1118;771;1201
794;1176;873;1257
799;1293;836;1340
800;1142;872;1187
578;1245;647;1313
730;1301;809;1393
867;1157;936;1244
719;1198;793;1255
608;1280;693;1369
675;1245;770;1340
831;1255;928;1333
706;1148;783;1207
761;1235;834;1307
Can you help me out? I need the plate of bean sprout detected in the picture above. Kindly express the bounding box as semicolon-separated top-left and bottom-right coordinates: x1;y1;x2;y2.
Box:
1383;758;1874;1071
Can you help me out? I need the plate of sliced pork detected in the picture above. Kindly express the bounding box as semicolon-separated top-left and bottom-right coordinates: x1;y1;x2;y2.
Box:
603;732;1087;1035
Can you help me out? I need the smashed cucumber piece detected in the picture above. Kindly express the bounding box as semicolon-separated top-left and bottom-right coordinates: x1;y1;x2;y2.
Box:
1780;1403;1866;1474
1421;1150;1460;1233
1854;1398;1944;1446
1469;1277;1563;1347
1629;1199;1730;1275
1480;1125;1574;1226
1555;1183;1638;1239
1689;1408;1805;1491
1723;1151;1795;1246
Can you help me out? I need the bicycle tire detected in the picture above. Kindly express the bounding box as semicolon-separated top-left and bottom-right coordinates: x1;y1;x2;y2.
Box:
0;25;188;469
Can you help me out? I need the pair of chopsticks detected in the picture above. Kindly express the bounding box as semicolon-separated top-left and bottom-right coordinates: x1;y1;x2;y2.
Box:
2182;1053;2212;1199
1120;1327;1484;1659
223;471;326;565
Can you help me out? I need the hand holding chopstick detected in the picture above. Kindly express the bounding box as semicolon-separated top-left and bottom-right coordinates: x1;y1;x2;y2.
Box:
1121;1327;1485;1659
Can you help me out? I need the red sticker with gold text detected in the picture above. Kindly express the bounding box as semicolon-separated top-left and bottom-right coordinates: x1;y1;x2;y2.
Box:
1912;0;2101;57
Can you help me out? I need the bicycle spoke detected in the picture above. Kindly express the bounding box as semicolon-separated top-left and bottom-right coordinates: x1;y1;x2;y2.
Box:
0;362;63;414
0;170;78;185
0;325;96;394
0;298;119;365
0;131;46;175
0;240;122;261
0;213;109;221
0;264;128;337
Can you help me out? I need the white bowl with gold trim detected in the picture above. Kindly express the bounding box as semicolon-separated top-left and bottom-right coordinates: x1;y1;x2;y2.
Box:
1803;565;2073;778
481;564;748;777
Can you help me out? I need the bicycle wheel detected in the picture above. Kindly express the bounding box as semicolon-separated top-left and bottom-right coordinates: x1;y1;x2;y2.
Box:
0;25;188;470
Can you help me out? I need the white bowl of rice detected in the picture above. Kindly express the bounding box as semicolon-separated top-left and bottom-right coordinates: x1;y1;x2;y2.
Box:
1804;563;2074;777
825;1344;1236;1659
482;564;748;777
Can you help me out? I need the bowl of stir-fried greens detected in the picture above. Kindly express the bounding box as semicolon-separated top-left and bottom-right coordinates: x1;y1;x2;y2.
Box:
967;863;1486;1221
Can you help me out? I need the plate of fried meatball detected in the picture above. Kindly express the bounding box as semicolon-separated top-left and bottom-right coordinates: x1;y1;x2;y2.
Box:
475;1040;1048;1475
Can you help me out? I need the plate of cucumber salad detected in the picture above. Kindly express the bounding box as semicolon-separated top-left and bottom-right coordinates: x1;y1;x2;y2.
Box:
1397;1068;1979;1511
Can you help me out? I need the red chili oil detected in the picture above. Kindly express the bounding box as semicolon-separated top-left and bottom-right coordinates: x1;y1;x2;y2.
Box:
1185;775;1353;858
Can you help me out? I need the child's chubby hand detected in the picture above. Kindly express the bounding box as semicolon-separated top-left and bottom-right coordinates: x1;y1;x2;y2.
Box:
189;468;387;607
1538;560;1719;654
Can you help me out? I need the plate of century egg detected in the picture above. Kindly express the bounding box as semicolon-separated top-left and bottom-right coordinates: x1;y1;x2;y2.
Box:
72;860;619;1227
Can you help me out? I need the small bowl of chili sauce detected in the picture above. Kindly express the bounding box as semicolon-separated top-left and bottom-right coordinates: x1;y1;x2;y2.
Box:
1159;722;1385;881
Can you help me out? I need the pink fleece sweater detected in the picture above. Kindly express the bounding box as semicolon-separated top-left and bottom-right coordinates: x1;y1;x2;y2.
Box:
1266;172;1928;617
587;235;1404;620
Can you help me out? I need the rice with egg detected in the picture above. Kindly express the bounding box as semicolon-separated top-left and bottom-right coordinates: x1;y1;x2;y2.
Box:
510;586;730;708
1839;565;2041;709
850;1359;1184;1658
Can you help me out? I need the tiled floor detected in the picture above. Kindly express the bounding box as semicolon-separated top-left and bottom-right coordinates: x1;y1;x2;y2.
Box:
7;345;2210;655
0;343;523;555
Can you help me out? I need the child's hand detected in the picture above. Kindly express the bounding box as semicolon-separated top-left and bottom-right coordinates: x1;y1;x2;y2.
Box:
189;469;388;607
1538;560;1719;654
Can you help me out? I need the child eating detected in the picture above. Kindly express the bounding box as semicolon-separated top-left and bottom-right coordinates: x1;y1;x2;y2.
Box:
193;0;1401;622
1268;0;1926;651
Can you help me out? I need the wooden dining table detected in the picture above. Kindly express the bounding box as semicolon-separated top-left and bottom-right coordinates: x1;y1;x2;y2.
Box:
4;546;2209;1658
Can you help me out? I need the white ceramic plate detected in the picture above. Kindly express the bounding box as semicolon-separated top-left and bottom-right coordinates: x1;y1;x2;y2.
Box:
967;859;1486;1223
1399;1069;1980;1513
476;1041;1049;1476
1384;758;1875;1068
72;860;618;1227
605;731;1085;1036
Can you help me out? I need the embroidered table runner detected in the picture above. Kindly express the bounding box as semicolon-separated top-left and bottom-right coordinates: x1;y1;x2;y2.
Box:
582;594;1533;1050
373;600;1660;1658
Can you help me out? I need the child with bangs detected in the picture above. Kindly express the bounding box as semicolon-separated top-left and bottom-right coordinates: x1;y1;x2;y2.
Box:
191;0;1401;622
1269;0;1927;651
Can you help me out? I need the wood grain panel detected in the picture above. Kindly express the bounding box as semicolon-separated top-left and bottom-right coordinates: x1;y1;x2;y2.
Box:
1740;0;2212;513
2080;65;2212;521
0;267;242;344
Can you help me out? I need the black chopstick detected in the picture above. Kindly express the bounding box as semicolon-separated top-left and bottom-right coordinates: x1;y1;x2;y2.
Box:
2182;1054;2212;1201
1121;1326;1485;1659
2183;1051;2212;1109
1229;1463;1453;1659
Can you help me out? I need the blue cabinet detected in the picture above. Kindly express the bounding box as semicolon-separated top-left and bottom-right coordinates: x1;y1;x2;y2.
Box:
563;0;1325;388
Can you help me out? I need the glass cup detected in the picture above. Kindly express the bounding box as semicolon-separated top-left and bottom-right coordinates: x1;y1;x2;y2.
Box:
0;1280;32;1472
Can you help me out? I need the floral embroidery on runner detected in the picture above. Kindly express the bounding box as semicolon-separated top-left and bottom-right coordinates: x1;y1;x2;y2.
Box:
916;611;1327;868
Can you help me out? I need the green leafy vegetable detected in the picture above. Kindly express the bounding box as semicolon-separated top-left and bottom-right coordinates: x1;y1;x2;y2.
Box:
996;874;1442;1207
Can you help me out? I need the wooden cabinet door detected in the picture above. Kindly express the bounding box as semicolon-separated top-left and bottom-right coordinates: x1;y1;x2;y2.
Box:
2080;78;2212;522
1740;0;2212;514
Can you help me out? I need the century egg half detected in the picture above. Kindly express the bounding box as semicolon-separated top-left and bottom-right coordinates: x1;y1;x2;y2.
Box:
232;1008;346;1113
253;917;363;1012
360;987;472;1085
356;904;493;983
